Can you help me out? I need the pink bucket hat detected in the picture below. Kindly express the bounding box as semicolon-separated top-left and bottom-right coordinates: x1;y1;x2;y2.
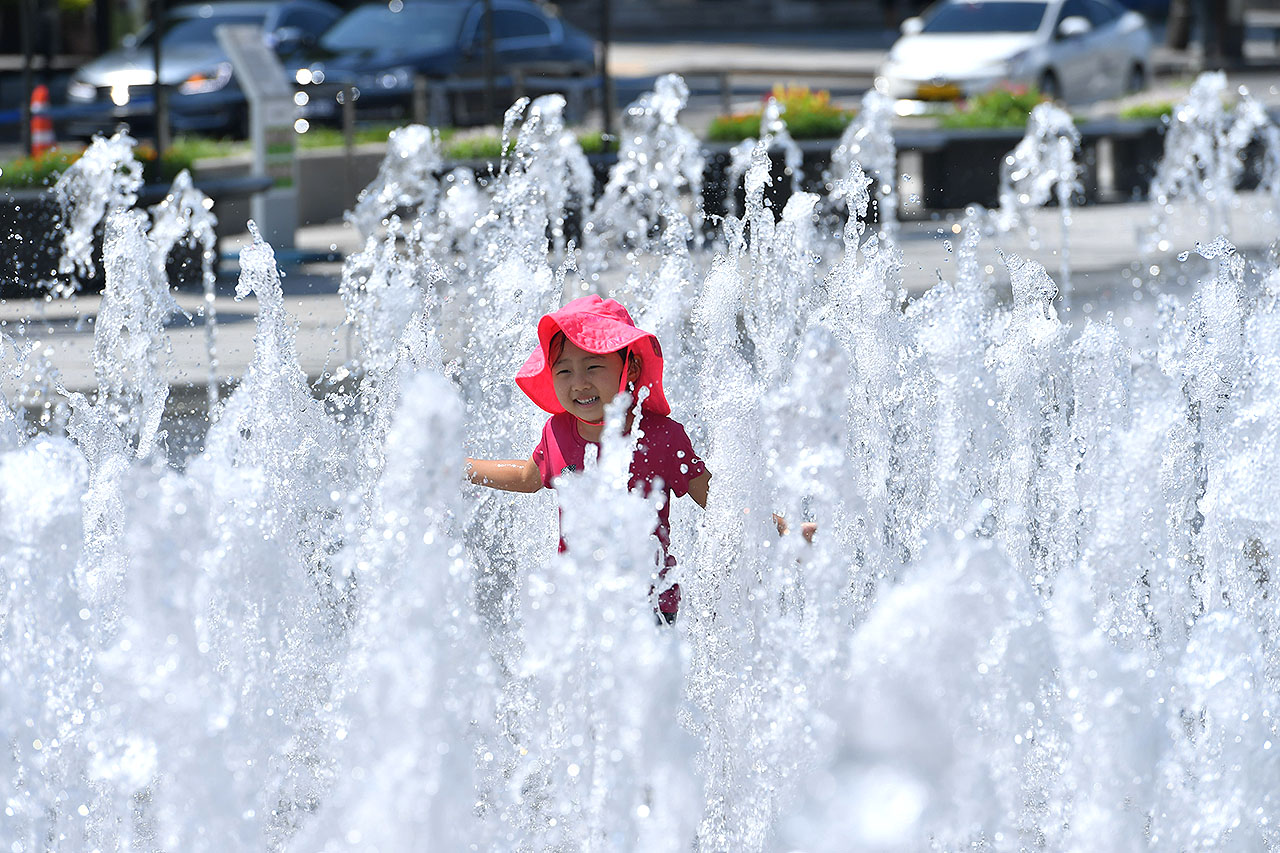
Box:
516;296;670;417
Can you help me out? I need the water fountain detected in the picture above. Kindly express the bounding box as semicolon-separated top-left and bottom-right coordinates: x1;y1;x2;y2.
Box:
829;87;899;244
2;74;1280;852
994;101;1080;303
1145;71;1280;253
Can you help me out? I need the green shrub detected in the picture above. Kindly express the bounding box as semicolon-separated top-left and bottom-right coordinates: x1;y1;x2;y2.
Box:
707;113;763;142
707;84;855;142
295;122;410;150
170;135;245;162
132;143;204;183
784;110;855;140
0;148;81;187
940;87;1048;129
576;131;618;155
1119;100;1175;121
440;130;614;162
0;136;247;189
443;134;509;161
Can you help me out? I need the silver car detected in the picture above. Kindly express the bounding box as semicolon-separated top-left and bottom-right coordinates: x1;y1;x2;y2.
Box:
877;0;1153;114
65;0;341;139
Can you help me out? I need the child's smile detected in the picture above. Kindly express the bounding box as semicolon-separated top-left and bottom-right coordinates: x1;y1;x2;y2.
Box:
551;339;629;426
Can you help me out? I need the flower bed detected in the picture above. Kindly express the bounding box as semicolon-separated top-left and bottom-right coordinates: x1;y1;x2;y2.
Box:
707;85;855;143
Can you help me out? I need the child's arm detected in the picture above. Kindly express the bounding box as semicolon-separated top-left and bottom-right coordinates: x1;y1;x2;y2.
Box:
687;470;711;509
465;457;543;493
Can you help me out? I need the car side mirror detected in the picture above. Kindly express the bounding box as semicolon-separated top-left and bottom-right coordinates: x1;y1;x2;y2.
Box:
270;26;309;53
1057;15;1092;39
900;16;924;36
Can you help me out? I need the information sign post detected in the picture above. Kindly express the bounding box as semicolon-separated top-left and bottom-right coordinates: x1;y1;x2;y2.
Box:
216;25;298;249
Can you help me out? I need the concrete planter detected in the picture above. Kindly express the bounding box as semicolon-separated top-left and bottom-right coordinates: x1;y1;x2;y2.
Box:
1;185;216;298
0;190;69;298
183;121;1171;237
1084;117;1167;202
193;146;387;233
900;127;1027;210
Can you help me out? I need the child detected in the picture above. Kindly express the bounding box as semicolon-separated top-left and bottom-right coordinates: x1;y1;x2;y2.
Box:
465;296;710;623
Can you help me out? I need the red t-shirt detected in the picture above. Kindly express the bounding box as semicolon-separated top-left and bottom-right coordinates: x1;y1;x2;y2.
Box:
531;411;706;614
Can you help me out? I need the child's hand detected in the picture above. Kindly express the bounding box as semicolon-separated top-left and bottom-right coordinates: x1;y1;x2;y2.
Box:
772;513;817;543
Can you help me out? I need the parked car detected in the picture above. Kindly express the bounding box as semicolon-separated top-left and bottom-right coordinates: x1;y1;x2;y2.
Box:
64;0;342;139
876;0;1153;113
293;0;596;126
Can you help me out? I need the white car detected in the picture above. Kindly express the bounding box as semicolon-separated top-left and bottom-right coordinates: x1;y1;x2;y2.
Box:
876;0;1153;114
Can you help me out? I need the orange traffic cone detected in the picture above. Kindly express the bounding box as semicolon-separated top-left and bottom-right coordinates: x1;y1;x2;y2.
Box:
30;84;54;157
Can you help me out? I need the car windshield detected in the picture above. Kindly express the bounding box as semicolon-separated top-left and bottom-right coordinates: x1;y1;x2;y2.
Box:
321;3;468;51
921;2;1048;33
135;13;269;47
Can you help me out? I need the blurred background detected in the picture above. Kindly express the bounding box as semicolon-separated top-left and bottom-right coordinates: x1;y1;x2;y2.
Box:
2;0;1274;152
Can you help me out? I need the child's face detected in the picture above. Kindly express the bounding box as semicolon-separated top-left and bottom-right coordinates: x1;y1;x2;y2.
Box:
551;339;628;423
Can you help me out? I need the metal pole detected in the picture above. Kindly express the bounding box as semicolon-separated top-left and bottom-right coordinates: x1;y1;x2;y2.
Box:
482;0;496;123
412;74;428;125
95;0;113;54
153;0;170;158
599;0;614;138
343;85;356;204
20;0;34;155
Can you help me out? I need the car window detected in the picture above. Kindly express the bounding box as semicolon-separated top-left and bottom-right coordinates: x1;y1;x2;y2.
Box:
321;3;468;51
920;2;1049;34
482;9;552;41
1085;0;1121;25
1057;0;1092;24
279;6;340;36
135;12;268;47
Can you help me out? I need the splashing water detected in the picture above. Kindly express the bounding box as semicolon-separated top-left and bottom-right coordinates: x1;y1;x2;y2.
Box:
995;101;1080;304
1146;71;1280;252
345;124;442;241
148;169;220;409
48;131;143;291
4;74;1280;852
829;87;899;244
91;208;181;458
586;74;706;273
727;96;804;220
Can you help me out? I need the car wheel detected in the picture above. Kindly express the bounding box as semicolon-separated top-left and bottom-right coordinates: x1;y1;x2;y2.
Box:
1126;63;1147;95
1037;71;1061;102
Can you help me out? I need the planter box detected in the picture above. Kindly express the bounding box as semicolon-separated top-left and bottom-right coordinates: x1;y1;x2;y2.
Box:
1;185;218;298
193;148;386;233
898;126;1026;211
701;139;885;229
0;190;69;298
1085;117;1167;201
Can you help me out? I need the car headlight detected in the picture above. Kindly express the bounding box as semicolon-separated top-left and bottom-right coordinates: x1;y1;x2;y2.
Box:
178;62;233;95
359;66;412;91
67;78;97;101
1003;49;1034;78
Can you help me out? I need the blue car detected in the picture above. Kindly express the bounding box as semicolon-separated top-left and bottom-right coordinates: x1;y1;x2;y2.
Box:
65;0;342;139
294;0;597;126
